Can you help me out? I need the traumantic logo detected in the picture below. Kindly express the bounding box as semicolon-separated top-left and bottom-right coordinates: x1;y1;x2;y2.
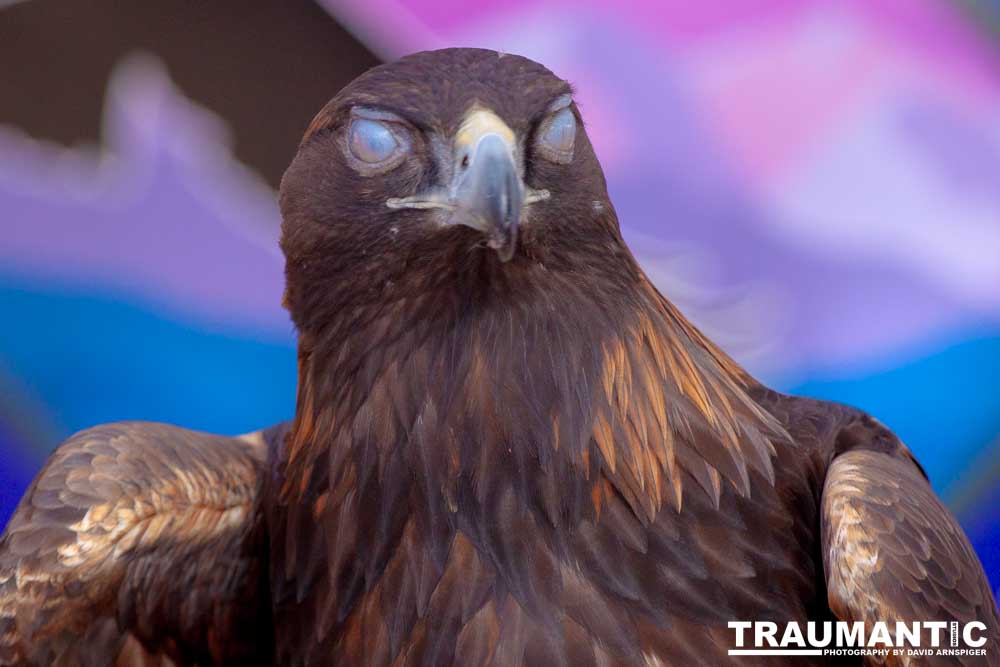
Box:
728;621;989;659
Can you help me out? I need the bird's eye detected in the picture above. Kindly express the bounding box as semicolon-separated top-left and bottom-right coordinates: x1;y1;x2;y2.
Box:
536;107;576;164
349;119;401;164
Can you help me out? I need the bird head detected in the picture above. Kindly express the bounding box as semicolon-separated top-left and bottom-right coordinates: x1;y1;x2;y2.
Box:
279;48;627;332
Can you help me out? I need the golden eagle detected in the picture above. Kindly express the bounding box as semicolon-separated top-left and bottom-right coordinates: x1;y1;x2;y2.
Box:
1;48;997;666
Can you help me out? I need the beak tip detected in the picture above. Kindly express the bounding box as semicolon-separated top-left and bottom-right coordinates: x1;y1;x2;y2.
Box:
488;227;517;262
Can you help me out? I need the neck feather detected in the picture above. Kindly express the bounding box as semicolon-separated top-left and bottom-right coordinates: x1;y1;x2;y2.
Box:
284;260;786;523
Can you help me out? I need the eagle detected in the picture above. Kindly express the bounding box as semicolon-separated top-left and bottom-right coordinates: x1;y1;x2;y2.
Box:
1;48;997;667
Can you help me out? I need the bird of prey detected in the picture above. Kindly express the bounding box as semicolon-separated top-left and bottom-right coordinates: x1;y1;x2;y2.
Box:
1;48;997;667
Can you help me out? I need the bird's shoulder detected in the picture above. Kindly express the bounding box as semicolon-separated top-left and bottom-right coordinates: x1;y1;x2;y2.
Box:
751;389;1000;656
3;420;284;547
0;420;288;666
750;385;917;470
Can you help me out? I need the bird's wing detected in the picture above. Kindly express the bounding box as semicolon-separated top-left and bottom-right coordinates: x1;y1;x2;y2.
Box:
821;421;1000;664
0;421;280;666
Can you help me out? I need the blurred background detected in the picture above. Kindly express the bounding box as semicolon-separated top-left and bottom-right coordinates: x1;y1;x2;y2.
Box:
1;0;999;591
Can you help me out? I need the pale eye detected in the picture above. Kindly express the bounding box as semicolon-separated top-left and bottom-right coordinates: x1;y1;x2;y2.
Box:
537;107;576;163
349;118;400;163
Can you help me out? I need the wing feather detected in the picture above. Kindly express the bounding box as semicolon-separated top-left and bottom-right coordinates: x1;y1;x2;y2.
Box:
0;422;279;666
822;443;1000;665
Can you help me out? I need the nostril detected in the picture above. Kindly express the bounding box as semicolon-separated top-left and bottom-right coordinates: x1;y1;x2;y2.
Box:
461;154;470;169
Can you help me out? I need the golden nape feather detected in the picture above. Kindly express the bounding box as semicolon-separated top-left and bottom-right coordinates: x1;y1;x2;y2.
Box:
2;48;996;666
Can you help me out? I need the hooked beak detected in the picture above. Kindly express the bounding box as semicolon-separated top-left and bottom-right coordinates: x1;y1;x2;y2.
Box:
385;107;550;262
450;109;523;261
